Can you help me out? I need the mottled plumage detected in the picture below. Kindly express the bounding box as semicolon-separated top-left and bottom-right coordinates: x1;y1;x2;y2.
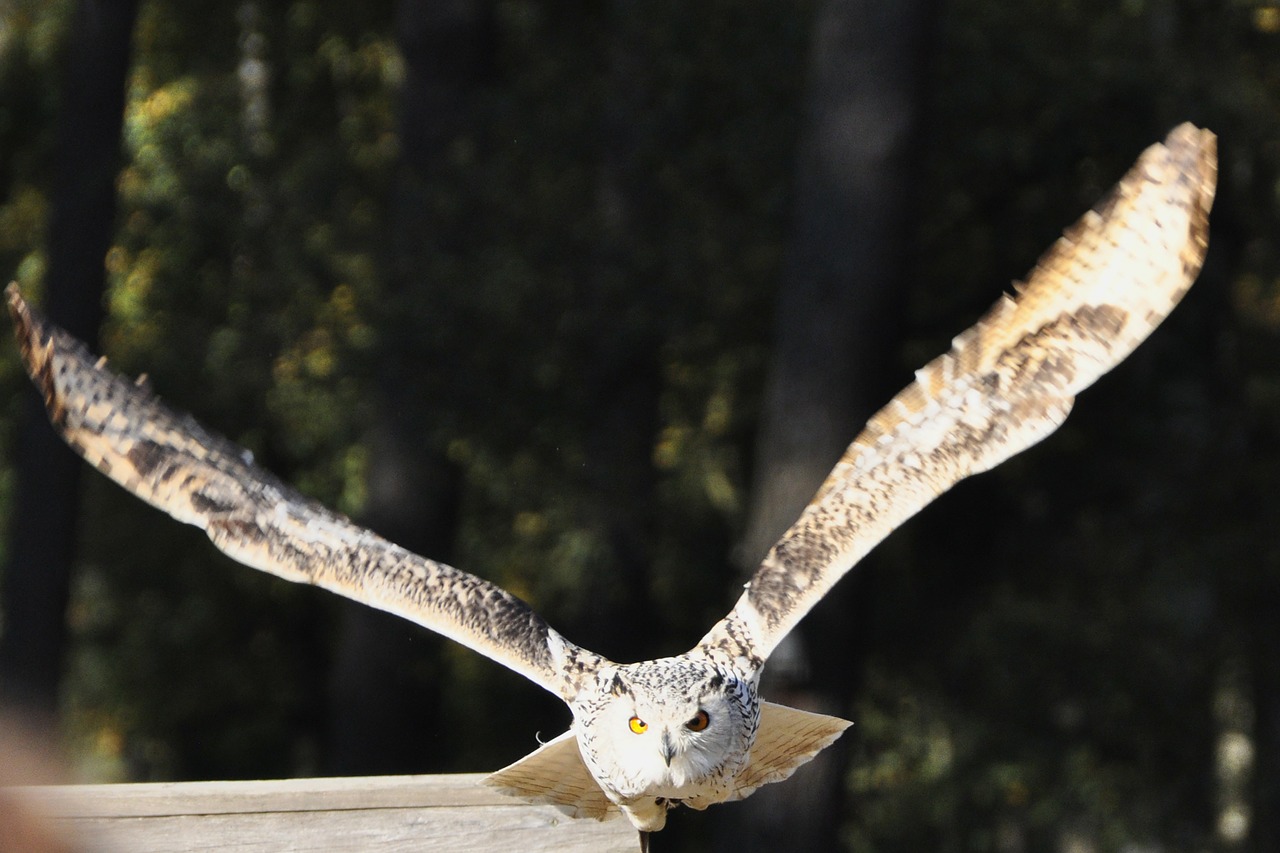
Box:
700;123;1217;667
6;124;1216;843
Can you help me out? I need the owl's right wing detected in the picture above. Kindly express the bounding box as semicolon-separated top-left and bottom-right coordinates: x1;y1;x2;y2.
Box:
697;123;1217;669
7;285;604;703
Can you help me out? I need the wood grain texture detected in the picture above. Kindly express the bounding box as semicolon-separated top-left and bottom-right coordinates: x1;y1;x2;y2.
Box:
13;774;639;852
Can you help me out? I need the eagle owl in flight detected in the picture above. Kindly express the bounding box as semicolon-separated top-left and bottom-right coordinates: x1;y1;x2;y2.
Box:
8;124;1216;846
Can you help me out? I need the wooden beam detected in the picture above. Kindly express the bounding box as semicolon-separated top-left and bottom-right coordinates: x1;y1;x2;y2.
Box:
12;773;639;852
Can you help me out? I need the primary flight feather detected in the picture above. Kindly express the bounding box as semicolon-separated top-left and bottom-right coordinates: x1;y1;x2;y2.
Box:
6;123;1216;842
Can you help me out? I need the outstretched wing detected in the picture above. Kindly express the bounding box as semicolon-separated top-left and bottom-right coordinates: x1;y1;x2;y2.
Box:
6;285;604;702
697;123;1217;668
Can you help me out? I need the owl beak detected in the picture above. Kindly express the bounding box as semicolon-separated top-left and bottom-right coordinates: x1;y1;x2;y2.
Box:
660;730;675;767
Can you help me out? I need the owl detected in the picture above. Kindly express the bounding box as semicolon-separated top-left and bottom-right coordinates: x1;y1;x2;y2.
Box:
6;124;1216;848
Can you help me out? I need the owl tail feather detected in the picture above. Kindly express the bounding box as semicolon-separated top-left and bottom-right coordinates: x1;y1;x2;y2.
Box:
482;730;619;821
726;701;852;802
483;703;852;821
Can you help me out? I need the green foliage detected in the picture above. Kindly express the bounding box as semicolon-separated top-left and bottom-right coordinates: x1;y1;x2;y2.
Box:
2;0;1280;850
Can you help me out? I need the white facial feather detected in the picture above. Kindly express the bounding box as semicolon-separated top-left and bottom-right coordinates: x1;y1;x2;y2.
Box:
571;658;758;828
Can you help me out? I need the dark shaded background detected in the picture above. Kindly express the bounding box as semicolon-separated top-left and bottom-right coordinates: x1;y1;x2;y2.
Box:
1;1;1278;850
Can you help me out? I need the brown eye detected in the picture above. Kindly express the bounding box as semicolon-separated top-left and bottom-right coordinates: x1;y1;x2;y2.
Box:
628;716;648;734
685;710;710;732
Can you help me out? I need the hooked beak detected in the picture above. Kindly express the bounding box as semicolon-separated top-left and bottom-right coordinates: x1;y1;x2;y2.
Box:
660;730;675;767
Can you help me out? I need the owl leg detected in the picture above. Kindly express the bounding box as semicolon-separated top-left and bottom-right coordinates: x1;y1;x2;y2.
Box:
638;830;650;853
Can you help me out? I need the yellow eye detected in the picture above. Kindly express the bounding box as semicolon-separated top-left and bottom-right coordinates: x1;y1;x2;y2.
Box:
628;716;648;735
685;710;710;732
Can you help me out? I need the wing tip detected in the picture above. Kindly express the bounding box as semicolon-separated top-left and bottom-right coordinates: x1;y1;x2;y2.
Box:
1163;121;1216;167
5;283;64;424
1161;121;1218;210
6;282;38;359
1034;122;1216;322
1143;124;1217;307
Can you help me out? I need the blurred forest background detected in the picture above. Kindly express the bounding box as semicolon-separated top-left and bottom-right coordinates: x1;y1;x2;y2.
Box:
1;0;1279;850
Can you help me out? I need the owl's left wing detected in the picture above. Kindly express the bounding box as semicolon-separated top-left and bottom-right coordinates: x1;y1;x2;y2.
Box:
6;285;605;702
697;123;1217;668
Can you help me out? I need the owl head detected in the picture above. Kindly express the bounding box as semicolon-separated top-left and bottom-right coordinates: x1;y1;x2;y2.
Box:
483;655;849;832
567;657;756;830
581;658;756;791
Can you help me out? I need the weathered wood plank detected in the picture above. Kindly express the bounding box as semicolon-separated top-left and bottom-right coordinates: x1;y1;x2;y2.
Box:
12;774;639;853
23;774;510;817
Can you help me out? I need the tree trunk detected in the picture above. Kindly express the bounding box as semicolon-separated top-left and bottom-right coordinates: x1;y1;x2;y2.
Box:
567;0;664;663
322;0;492;775
715;1;932;848
324;429;462;774
0;0;138;720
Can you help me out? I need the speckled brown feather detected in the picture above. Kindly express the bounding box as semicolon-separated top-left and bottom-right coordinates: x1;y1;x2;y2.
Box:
698;123;1217;666
5;283;604;702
